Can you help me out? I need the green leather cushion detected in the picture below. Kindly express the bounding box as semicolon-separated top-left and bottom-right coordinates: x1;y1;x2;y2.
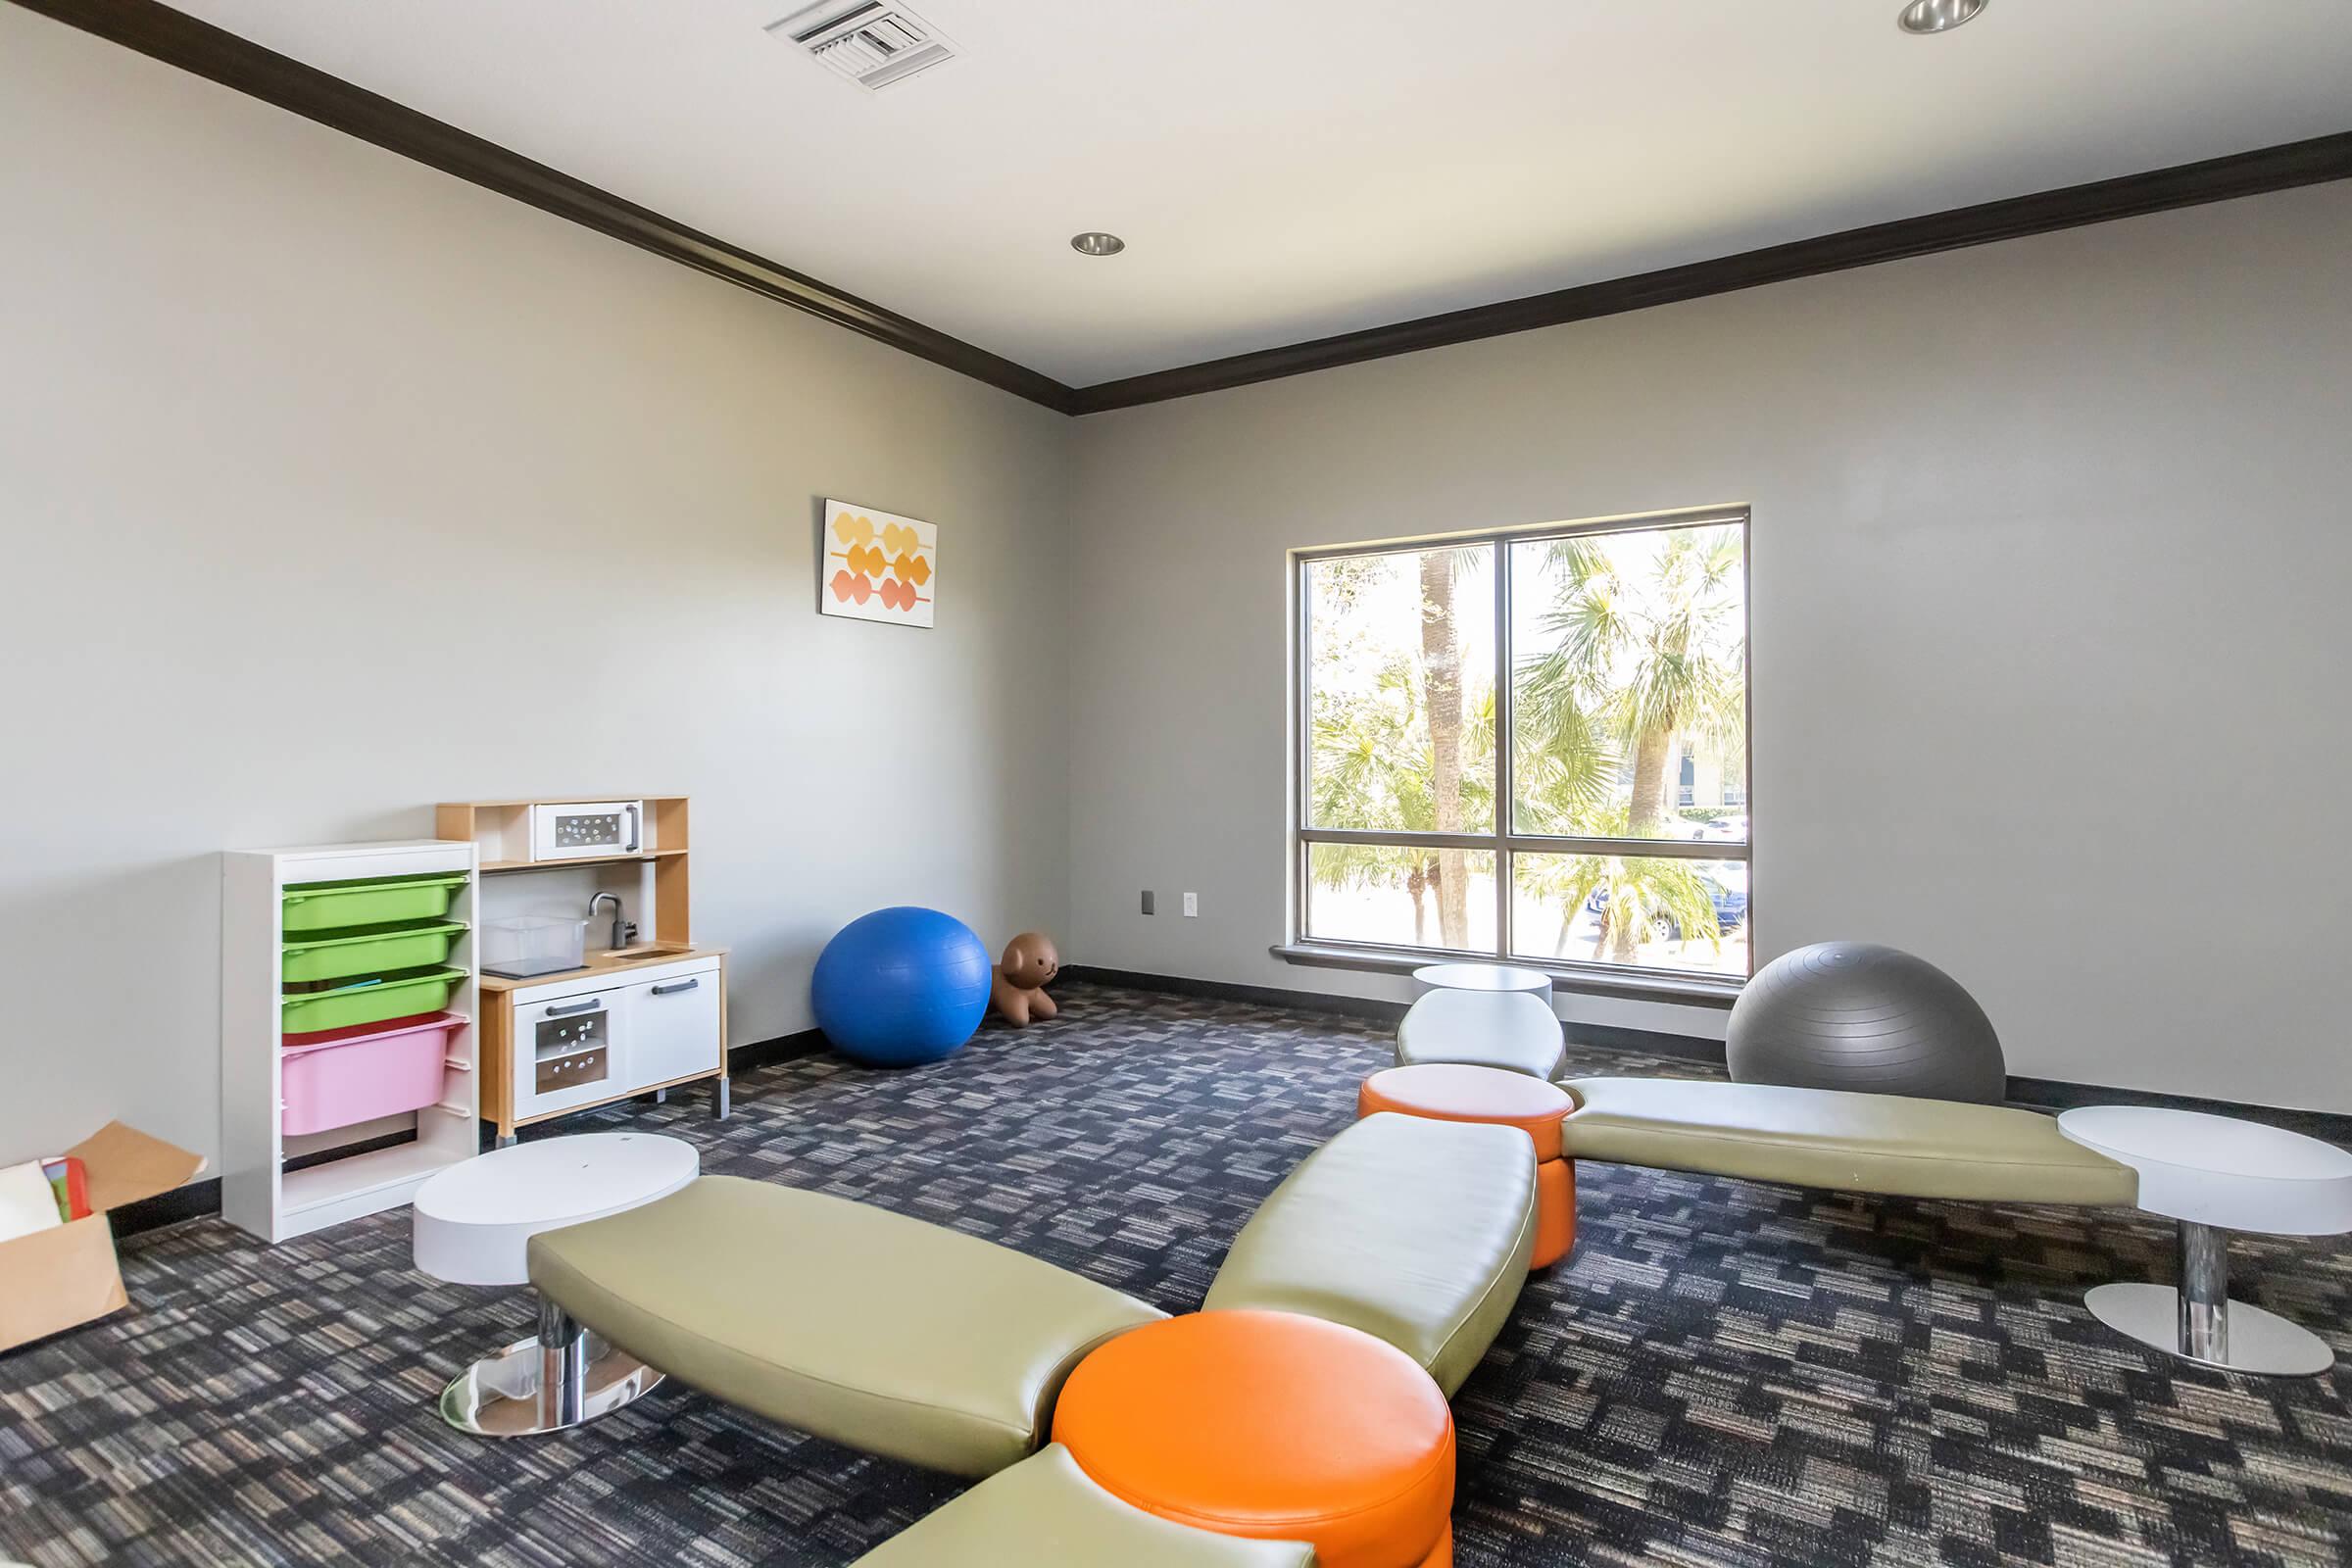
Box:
527;1176;1165;1478
851;1444;1315;1567
1202;1112;1536;1396
1559;1076;2137;1205
1395;989;1565;1079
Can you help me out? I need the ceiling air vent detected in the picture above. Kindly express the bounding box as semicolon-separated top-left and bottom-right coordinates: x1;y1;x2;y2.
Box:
767;1;959;90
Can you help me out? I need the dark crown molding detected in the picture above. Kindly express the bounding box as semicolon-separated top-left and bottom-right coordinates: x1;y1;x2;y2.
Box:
13;0;2352;418
1067;130;2352;413
9;0;1083;414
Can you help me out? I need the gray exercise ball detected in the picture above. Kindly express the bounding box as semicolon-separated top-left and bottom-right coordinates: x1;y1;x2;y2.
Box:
1727;942;2006;1103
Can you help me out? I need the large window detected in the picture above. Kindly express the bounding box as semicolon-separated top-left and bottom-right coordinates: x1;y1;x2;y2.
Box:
1297;509;1749;983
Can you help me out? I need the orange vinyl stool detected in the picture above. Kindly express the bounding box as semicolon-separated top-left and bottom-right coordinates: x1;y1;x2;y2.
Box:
1356;1063;1578;1267
1052;1310;1455;1568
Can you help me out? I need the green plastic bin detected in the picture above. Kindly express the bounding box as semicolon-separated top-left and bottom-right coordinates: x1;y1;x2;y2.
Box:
281;872;468;935
280;966;467;1035
281;922;467;986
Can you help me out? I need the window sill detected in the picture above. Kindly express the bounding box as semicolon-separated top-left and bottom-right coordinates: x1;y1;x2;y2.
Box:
1268;943;1743;1009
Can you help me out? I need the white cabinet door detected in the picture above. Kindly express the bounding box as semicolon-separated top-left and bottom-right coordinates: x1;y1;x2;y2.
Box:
514;984;628;1117
626;969;721;1086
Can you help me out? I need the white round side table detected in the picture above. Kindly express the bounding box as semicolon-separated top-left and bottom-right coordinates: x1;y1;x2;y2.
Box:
1410;962;1553;1004
413;1132;700;1435
2058;1106;2352;1376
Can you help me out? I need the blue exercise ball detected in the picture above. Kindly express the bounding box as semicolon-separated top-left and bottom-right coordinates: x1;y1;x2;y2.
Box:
811;906;991;1067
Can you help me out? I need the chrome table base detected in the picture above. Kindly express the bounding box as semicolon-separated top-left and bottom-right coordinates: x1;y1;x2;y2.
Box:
2083;1219;2334;1377
439;1296;662;1436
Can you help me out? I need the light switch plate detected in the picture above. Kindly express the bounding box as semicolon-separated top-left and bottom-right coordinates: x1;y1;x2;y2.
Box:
1182;892;1199;917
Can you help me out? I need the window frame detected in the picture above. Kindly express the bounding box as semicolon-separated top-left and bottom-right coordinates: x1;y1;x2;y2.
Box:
1290;504;1753;995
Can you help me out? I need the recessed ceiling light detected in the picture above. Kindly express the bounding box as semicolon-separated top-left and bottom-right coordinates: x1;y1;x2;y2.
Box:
1898;0;1985;33
1070;232;1126;257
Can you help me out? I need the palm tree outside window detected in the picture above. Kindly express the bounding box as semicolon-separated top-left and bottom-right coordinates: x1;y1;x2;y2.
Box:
1297;508;1750;982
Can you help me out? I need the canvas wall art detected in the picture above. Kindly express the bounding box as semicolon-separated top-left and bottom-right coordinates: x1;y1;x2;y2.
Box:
820;500;937;628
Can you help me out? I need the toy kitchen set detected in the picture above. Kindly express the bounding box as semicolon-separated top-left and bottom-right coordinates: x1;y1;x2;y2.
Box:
220;795;726;1244
437;796;728;1148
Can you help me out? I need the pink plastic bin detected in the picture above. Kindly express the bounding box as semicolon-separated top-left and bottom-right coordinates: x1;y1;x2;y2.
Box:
281;1013;462;1136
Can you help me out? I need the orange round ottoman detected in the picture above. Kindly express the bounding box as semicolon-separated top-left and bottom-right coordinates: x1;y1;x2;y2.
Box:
1357;1063;1578;1267
1052;1310;1454;1568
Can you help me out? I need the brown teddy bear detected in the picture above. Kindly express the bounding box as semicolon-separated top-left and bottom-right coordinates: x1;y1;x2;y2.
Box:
990;932;1060;1026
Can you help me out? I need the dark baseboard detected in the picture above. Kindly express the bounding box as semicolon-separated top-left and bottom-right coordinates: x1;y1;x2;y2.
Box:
109;1175;223;1239
1581;1025;1728;1065
1058;966;2352;1142
106;1000;2352;1240
1059;964;1410;1025
1057;964;1714;1061
730;1027;828;1072
2005;1074;2352;1145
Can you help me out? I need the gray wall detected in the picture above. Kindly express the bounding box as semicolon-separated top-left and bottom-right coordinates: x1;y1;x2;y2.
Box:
1068;181;2352;1113
0;9;1073;1164
7;3;2347;1163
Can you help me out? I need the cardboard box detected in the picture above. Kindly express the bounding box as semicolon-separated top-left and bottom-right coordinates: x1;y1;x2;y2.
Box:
0;1122;206;1353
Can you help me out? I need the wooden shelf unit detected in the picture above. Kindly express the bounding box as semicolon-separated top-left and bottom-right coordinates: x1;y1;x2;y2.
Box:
438;796;726;1145
438;796;692;946
477;849;686;873
220;839;481;1244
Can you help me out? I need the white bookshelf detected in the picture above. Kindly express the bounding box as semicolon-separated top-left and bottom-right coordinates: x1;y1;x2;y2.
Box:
221;839;480;1243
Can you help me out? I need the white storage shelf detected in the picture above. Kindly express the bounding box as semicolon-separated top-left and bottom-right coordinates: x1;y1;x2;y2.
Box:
221;840;481;1244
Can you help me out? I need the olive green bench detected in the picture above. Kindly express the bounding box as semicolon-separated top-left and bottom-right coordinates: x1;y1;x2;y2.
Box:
1392;990;2135;1206
1202;1111;1538;1395
843;1112;1541;1564
527;1113;1541;1563
1560;1075;2135;1204
529;1115;1542;1462
527;1177;1164;1478
525;1004;2132;1561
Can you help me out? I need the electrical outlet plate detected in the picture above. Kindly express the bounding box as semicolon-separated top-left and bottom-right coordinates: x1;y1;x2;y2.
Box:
1182;892;1199;917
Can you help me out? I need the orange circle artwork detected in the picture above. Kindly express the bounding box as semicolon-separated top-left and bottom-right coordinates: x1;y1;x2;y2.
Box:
822;501;936;627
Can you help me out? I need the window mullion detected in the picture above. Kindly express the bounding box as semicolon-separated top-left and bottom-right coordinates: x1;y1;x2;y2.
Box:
1505;835;1747;860
1494;538;1514;960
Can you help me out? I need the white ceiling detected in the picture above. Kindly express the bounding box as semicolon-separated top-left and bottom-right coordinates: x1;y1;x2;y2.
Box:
171;0;2352;388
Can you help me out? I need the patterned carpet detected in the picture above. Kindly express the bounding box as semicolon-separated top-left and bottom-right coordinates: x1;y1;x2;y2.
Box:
2;982;2347;1567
